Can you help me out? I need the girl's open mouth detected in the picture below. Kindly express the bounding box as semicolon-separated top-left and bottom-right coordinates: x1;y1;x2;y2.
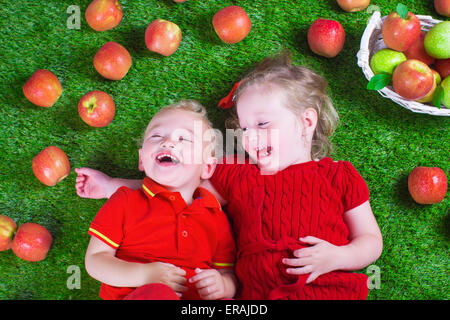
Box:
256;146;272;159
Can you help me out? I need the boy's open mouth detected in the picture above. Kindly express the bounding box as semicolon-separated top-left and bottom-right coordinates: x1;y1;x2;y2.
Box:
155;152;180;166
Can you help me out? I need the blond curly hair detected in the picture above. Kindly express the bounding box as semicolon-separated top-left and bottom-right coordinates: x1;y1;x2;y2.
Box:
225;52;339;160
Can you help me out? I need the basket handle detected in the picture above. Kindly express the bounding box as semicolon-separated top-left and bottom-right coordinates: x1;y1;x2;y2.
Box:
357;11;381;68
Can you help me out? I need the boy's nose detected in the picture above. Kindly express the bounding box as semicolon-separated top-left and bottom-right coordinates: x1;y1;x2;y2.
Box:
161;137;176;148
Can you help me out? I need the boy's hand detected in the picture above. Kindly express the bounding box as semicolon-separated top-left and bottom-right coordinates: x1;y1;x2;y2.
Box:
75;168;112;199
144;262;188;297
282;236;341;284
189;268;226;300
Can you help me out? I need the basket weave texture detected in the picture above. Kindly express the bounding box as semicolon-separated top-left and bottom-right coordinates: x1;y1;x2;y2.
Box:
357;11;449;116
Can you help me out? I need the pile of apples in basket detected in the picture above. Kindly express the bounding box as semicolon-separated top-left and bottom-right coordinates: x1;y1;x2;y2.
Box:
367;3;449;108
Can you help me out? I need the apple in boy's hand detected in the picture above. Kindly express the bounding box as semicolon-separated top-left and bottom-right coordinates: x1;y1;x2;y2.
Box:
336;0;370;12
307;19;345;58
369;49;406;75
415;70;440;103
212;6;251;44
434;0;450;17
145;19;182;56
11;223;53;262
93;41;132;80
0;215;17;251
435;59;450;79
78;91;115;127
381;9;421;52
392;59;434;100
23;70;62;108
408;167;447;204
442;76;450;108
403;32;435;66
85;0;123;31
32;146;70;186
424;22;450;59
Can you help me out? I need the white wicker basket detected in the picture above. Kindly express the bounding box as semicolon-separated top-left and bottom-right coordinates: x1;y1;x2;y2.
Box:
357;11;449;116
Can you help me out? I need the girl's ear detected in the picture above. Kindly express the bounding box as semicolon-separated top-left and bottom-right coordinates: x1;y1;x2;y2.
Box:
138;148;144;172
302;108;318;141
201;156;218;180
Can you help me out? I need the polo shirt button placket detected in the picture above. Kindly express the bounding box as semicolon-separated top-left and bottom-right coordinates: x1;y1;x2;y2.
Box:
181;230;188;238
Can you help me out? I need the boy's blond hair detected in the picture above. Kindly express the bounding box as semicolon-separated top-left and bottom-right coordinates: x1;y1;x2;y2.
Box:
143;99;213;139
141;100;217;155
226;52;339;160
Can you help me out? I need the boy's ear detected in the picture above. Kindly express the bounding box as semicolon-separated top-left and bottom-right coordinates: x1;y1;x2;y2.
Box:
138;148;144;172
201;156;218;180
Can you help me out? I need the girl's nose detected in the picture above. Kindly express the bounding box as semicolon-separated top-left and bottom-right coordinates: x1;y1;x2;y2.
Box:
247;128;268;144
245;128;259;142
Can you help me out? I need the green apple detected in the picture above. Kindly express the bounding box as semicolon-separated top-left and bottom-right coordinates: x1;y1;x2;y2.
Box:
370;49;406;75
424;21;450;59
416;70;441;103
441;76;450;107
433;69;442;86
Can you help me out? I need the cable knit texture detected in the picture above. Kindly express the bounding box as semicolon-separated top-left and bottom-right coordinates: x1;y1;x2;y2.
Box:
210;157;370;300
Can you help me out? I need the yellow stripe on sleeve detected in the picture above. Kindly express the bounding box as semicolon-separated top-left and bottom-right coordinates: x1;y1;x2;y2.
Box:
213;262;234;267
89;228;119;248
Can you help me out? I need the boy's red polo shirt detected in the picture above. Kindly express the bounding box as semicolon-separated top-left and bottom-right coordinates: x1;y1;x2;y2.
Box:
88;177;236;300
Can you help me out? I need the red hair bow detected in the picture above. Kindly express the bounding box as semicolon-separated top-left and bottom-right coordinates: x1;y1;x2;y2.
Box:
218;80;243;109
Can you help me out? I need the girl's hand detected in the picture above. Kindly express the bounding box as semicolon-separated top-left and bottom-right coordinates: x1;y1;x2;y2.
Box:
282;236;342;284
75;168;113;199
189;268;226;300
144;262;188;297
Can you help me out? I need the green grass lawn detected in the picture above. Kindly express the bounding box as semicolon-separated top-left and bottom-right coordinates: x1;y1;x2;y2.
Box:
0;0;448;300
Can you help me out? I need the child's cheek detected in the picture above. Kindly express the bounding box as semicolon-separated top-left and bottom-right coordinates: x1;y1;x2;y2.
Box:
242;134;255;155
184;143;203;165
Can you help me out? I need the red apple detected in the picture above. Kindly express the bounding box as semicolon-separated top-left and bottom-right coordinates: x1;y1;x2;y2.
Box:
307;19;345;58
408;167;447;204
435;58;450;79
382;11;421;52
173;0;187;2
145;19;182;56
434;0;450;17
403;32;435;66
336;0;370;12
32;146;70;186
212;6;251;44
11;223;53;262
392;59;434;100
23;69;62;108
93;41;132;80
0;215;17;251
85;0;123;31
78;91;115;127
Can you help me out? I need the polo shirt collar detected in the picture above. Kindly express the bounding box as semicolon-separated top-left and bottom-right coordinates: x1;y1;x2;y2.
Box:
142;177;221;211
193;187;222;210
142;177;169;197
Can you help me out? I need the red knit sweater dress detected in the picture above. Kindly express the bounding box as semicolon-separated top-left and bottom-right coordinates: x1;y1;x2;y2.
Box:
209;156;370;300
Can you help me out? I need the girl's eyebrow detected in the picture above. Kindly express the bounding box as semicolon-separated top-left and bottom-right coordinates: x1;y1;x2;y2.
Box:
255;110;273;117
